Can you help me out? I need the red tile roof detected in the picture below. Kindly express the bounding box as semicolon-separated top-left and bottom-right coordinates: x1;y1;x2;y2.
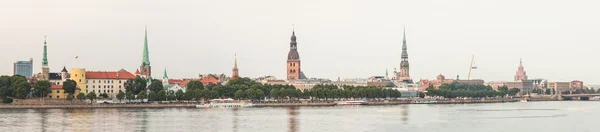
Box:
134;69;140;74
179;80;190;87
201;76;220;83
168;79;184;84
86;69;136;79
50;85;63;89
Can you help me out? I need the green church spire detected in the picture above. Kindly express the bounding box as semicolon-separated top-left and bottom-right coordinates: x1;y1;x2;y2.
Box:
163;68;168;79
142;26;150;66
42;36;48;66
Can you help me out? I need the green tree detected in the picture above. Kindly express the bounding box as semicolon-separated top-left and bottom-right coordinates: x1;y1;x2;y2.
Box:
184;89;196;100
0;76;13;98
126;91;135;101
77;93;86;101
270;88;279;99
255;89;265;100
157;90;167;101
234;90;244;100
149;81;164;93
99;93;109;98
246;89;256;100
137;91;147;101
62;79;77;95
176;90;185;100
125;76;147;94
186;80;204;91
86;92;97;102
66;94;74;101
116;90;125;102
148;91;158;101
13;81;31;99
33;80;51;98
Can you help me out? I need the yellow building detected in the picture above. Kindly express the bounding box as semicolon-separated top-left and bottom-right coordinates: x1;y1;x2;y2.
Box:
48;85;80;99
70;68;87;94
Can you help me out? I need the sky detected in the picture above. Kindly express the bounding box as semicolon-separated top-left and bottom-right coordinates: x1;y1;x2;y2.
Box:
1;0;599;84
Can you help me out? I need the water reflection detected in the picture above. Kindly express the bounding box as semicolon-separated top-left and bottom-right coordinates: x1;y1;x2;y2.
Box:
401;105;409;124
288;107;299;132
232;108;239;132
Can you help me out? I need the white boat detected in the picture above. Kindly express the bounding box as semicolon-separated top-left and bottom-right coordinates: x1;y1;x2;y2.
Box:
520;99;528;103
412;100;437;104
196;99;254;108
337;101;367;105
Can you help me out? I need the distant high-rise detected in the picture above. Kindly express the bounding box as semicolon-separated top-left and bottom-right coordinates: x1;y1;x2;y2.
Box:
286;30;306;80
232;54;239;79
514;58;528;81
140;26;152;78
14;58;33;78
398;27;412;83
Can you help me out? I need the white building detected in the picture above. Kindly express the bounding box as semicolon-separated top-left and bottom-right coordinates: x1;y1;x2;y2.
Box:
85;69;136;98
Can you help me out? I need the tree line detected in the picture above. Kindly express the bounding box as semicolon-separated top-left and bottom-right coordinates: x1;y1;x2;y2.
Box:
425;82;521;98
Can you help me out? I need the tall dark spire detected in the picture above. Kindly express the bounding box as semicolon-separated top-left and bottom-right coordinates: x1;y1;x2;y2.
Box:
401;27;408;60
42;36;48;66
142;26;150;66
287;30;299;60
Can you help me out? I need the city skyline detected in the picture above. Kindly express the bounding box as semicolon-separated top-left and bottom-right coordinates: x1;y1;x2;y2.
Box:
1;0;599;84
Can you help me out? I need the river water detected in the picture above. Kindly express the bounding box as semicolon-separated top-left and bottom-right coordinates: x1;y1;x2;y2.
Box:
0;101;598;132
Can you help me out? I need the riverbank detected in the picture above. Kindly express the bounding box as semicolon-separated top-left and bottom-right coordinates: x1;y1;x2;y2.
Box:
0;98;565;109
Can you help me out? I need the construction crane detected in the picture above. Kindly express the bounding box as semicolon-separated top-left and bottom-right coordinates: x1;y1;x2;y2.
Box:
467;55;477;80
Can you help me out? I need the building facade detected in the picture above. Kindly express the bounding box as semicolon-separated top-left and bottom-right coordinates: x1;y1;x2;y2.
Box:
547;81;571;93
14;59;33;78
570;80;584;89
85;69;135;97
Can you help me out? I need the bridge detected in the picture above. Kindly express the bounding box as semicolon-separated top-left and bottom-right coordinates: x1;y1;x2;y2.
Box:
560;94;600;100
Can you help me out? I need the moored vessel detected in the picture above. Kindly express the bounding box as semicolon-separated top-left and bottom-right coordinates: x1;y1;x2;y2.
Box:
337;100;367;105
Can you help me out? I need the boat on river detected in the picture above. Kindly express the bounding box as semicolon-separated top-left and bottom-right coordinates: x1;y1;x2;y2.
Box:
196;99;254;108
337;101;367;105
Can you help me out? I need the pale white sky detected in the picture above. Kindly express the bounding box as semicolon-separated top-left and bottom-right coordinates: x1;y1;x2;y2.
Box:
1;0;598;84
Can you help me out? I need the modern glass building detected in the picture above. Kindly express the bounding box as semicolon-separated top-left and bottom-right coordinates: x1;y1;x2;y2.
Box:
14;59;33;78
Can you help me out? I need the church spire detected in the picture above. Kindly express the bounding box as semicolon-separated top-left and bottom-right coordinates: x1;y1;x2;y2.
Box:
163;68;168;79
401;27;408;59
142;26;150;66
234;53;238;69
232;53;239;79
42;36;48;66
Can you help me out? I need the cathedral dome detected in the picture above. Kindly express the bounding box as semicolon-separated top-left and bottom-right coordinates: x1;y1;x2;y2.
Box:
288;50;300;60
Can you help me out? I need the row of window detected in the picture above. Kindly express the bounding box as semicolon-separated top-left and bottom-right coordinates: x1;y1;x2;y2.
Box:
87;80;122;84
90;85;121;89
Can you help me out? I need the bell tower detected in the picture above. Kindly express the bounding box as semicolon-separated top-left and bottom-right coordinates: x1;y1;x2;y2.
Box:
287;30;301;80
140;26;152;78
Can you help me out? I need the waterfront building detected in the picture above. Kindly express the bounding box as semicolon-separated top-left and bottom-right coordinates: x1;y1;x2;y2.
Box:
13;59;33;78
200;75;221;85
162;69;186;92
547;81;571;94
48;85;67;99
85;69;136;97
286;30;306;80
70;68;87;94
483;59;534;93
140;26;152;78
418;74;484;92
331;79;368;89
261;80;290;85
232;54;239;79
570;80;584;89
397;28;412;83
486;80;533;93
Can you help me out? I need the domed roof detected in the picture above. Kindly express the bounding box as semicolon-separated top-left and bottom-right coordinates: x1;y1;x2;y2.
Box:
288;50;300;60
